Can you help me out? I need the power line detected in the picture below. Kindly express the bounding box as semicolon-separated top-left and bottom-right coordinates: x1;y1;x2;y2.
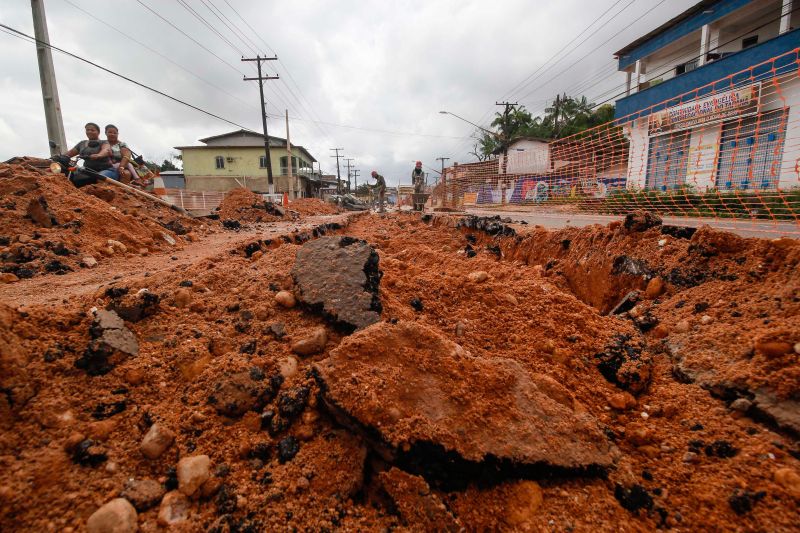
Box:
515;0;670;103
59;0;258;115
500;0;632;103
0;22;256;132
134;0;245;77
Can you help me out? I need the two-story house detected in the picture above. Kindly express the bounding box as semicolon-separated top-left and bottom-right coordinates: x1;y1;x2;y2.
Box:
176;130;322;197
613;0;799;192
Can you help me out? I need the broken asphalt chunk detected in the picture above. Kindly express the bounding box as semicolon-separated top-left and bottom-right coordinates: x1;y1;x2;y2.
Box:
314;321;616;488
291;236;382;332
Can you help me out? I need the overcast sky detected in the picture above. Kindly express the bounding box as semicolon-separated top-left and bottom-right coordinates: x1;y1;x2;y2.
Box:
0;0;697;186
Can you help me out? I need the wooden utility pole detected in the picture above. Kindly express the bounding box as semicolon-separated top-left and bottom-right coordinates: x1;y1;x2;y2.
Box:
330;148;344;193
31;0;66;155
436;156;450;176
242;55;278;193
343;158;354;193
352;169;360;194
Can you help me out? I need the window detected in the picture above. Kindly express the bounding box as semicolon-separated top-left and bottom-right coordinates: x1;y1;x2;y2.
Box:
716;109;787;191
742;35;758;49
675;59;698;76
259;155;267;168
215;156;224;169
279;156;299;175
645;130;691;191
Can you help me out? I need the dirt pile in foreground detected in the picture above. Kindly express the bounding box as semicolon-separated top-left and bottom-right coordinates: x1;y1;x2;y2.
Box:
0;161;204;281
0;211;798;531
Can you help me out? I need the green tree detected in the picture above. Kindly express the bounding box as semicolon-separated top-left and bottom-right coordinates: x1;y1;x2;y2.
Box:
160;159;179;171
475;97;616;158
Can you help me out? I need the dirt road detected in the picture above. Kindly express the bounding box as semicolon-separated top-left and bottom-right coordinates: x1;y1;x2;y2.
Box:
0;214;356;308
466;207;800;239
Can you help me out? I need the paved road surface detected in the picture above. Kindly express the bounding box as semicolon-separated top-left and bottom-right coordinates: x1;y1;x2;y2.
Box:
466;208;800;239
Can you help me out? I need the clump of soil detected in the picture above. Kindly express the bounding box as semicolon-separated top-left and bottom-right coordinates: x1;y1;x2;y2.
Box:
0;161;202;280
217;188;288;223
289;198;341;216
1;211;798;531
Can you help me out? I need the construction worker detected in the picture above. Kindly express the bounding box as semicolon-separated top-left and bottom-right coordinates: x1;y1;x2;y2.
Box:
370;170;386;213
411;161;425;194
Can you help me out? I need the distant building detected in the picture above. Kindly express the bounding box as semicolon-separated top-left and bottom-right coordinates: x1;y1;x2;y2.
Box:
175;130;323;197
614;0;799;191
158;170;185;189
493;137;551;174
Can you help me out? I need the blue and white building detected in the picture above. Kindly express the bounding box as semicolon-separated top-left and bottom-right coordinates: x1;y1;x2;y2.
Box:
614;0;799;191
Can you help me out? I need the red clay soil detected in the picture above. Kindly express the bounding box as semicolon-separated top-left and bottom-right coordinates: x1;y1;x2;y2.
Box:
0;211;798;531
216;188;287;223
288;198;341;216
0;162;204;281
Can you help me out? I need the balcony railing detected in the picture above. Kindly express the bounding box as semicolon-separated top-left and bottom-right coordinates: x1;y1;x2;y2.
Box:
615;28;800;121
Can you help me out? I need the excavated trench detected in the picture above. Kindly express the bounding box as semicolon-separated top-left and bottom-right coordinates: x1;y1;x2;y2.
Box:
2;207;799;531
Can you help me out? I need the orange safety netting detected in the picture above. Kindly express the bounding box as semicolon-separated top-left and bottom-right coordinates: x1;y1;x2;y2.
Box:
432;48;800;235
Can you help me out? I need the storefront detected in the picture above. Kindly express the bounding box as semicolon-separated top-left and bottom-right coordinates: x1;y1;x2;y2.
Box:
625;79;799;192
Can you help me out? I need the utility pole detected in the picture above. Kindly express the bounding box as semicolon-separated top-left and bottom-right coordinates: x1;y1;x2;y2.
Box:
330;148;344;194
343;158;354;193
436;157;450;176
31;0;66;156
285;109;295;199
553;94;562;138
242;55;278;193
352;169;360;194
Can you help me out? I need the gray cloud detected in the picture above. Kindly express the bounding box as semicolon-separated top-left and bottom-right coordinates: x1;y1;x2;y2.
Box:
1;0;697;186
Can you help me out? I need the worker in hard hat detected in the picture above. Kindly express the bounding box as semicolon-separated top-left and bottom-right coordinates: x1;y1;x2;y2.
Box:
370;170;386;213
411;161;425;195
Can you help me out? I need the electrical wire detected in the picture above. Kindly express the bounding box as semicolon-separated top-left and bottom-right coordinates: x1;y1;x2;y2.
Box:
0;22;257;132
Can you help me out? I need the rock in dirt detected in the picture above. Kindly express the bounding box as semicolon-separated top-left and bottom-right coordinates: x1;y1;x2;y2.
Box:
291;236;382;332
594;334;651;394
81;256;98;268
468;270;489;283
623;211;661;232
121;478;165;511
291;327;327;356
314;321;616;487
208;369;281;417
157;490;190;526
177;455;211;497
503;480;544;528
773;468;800;500
0;273;19;284
75;309;139;376
274;290;296;309
26;196;58;228
86;497;138;533
379;467;462;531
173;288;192;308
107;290;160;323
140;423;175;459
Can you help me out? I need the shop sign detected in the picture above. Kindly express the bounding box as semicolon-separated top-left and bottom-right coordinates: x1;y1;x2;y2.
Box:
648;84;759;135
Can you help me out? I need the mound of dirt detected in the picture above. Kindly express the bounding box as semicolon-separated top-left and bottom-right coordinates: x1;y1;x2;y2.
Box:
216;188;289;224
0;161;202;281
1;211;799;531
289;198;341;216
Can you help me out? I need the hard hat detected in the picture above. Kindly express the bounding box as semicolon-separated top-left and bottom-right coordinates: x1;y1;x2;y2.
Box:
415;161;422;167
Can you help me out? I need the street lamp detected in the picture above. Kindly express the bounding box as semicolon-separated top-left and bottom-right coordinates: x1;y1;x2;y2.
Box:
438;110;499;138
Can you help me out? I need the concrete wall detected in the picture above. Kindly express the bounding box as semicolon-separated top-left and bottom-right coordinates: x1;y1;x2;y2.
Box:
181;146;311;181
500;140;550;174
185;174;305;194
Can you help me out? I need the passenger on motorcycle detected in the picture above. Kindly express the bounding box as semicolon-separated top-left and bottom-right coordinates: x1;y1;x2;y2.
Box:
64;122;118;180
105;124;136;184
